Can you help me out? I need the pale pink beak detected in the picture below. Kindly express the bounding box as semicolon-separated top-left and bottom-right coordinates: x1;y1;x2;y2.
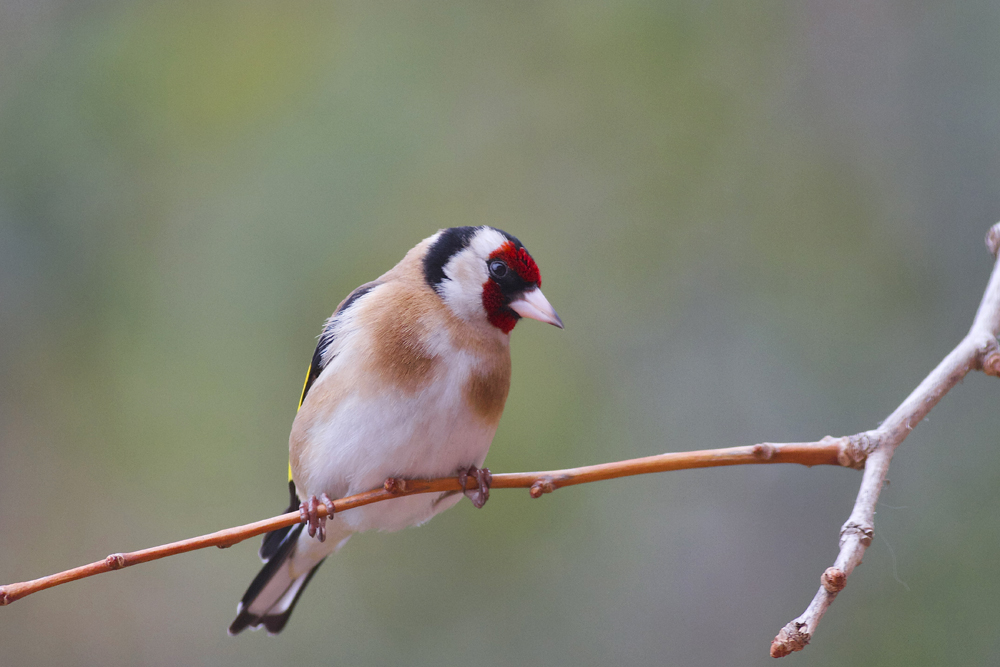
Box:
509;287;564;328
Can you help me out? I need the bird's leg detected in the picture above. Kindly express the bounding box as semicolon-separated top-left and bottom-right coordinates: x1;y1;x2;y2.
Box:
299;493;336;542
459;466;492;509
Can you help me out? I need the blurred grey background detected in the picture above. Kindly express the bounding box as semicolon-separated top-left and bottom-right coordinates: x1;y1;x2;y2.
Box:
1;1;999;665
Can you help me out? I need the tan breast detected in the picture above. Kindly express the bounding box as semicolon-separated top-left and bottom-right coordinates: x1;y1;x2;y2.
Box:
363;259;514;427
355;283;439;394
360;238;513;413
463;354;512;425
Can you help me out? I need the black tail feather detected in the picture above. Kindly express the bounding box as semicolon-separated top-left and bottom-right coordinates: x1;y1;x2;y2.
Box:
228;605;260;636
258;558;326;634
229;522;304;636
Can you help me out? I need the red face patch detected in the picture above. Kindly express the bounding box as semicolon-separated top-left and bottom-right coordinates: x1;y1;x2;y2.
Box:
490;241;541;286
482;281;517;333
481;241;542;334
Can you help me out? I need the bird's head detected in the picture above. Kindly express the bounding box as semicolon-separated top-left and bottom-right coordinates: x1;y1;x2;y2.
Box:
422;226;563;334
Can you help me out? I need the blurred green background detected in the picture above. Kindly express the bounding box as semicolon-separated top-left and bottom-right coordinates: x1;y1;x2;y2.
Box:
2;1;999;665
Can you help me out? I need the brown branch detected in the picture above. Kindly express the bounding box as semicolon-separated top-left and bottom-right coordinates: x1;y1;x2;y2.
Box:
0;440;854;607
771;222;1000;658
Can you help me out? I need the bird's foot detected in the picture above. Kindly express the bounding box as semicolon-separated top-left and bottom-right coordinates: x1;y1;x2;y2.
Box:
299;493;335;542
459;466;492;509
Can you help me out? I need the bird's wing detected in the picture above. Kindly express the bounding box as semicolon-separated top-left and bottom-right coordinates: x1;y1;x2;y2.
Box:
296;280;382;411
260;280;382;562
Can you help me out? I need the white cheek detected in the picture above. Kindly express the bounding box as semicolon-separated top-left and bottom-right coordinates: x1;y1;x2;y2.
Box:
436;227;511;325
439;253;488;322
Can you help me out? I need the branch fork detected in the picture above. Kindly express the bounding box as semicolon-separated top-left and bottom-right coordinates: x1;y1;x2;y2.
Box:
770;222;1000;658
979;337;1000;376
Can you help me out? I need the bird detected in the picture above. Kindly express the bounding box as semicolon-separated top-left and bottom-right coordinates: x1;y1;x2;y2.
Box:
229;226;562;635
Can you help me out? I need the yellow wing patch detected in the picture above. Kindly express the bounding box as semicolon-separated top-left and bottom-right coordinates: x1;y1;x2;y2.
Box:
290;363;313;482
298;363;312;411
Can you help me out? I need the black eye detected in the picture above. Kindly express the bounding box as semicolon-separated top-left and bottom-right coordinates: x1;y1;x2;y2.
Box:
489;260;508;279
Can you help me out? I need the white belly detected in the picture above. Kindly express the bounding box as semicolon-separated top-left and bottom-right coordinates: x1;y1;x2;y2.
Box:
294;357;497;534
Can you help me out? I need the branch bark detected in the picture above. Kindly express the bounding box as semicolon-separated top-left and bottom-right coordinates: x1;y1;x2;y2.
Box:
771;222;1000;658
0;441;853;606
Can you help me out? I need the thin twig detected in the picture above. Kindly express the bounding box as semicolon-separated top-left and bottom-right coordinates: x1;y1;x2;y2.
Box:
771;222;1000;658
0;440;853;606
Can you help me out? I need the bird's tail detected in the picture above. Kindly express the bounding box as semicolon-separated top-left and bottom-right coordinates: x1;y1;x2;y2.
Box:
228;523;316;635
229;514;350;636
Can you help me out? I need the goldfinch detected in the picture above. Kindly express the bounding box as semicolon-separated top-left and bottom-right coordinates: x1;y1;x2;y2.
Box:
229;226;562;635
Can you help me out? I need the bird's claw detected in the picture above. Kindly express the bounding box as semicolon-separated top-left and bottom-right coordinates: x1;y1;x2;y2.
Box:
299;493;336;542
459;466;492;509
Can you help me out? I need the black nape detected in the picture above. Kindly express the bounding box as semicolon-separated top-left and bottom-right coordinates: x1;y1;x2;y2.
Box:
422;226;478;291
